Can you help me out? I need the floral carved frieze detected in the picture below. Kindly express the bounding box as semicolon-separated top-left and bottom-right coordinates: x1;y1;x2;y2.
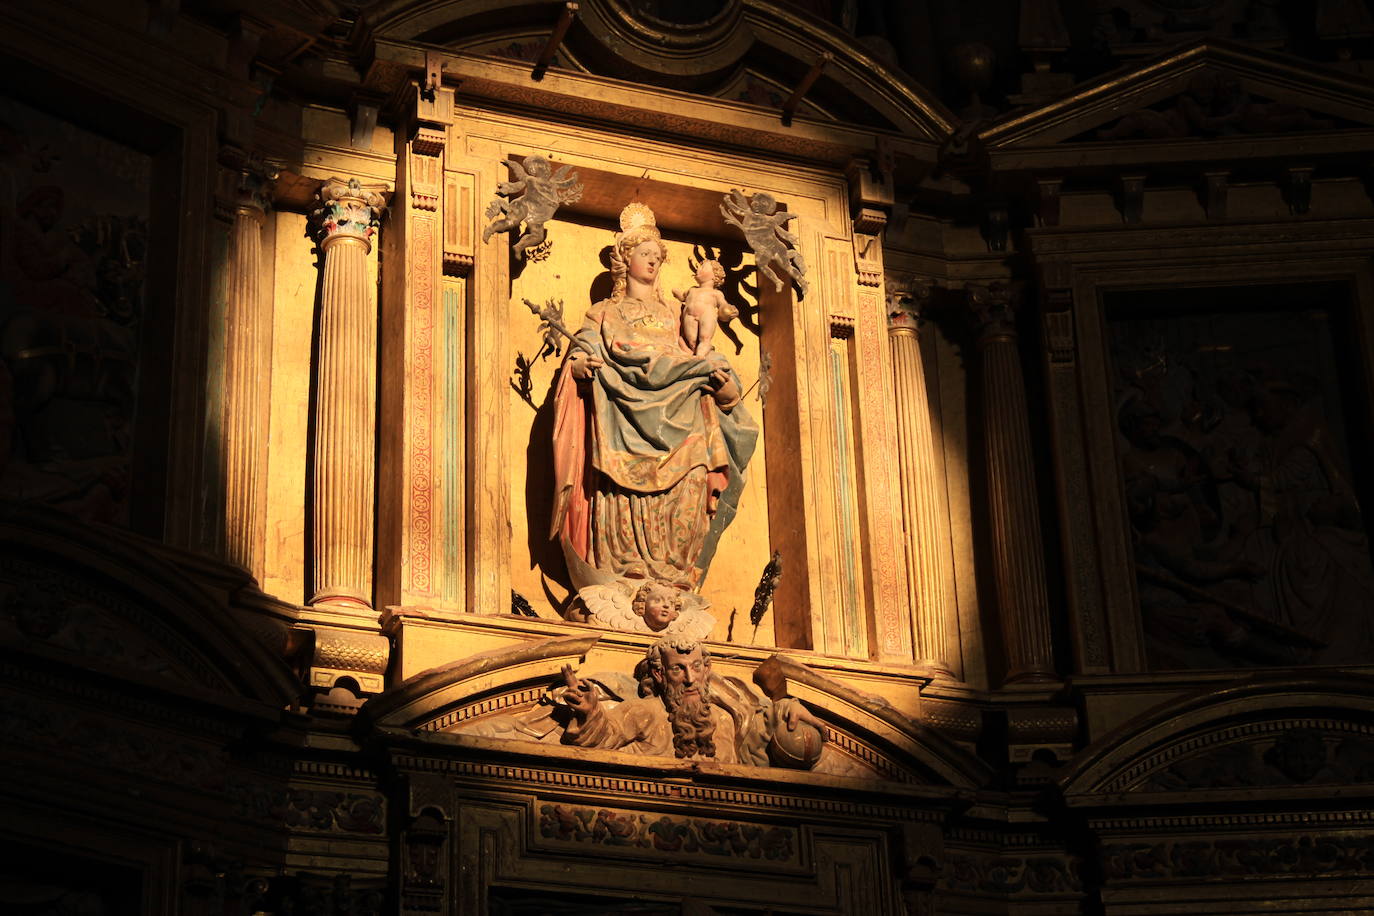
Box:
537;803;800;865
0;693;229;789
944;853;1084;896
1101;834;1374;883
226;780;385;835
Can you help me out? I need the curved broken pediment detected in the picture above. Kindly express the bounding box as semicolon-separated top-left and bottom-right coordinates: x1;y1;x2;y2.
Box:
359;634;989;789
1061;673;1374;799
0;503;301;711
360;0;954;141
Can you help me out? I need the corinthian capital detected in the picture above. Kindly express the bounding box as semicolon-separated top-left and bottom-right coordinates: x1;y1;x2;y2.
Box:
886;273;934;333
312;177;389;250
967;281;1018;343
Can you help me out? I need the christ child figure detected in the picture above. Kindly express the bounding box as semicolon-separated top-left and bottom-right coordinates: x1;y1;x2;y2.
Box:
632;580;684;633
673;259;729;356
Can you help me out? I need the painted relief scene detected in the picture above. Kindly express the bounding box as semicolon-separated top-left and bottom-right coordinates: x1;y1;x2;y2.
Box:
1108;284;1374;670
506;199;775;647
0;94;150;526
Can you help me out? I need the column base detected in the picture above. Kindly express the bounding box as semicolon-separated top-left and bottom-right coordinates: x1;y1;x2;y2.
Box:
311;589;373;610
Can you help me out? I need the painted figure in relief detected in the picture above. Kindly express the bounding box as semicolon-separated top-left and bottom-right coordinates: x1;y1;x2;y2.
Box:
673;258;729;357
551;202;759;626
1111;302;1374;669
720;189;808;298
559;637;825;768
482;154;583;259
0;98;149;526
455;639;842;772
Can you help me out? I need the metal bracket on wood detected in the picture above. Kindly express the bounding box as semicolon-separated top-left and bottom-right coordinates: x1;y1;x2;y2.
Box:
782;52;831;126
533;2;578;81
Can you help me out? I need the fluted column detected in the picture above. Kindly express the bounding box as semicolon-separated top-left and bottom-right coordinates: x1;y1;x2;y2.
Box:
222;164;274;577
887;280;955;678
969;283;1056;683
310;178;387;608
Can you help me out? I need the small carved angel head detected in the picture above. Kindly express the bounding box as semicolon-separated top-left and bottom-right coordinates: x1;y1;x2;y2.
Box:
525;154;552;177
695;259;725;288
631;581;684;632
749;192;777;215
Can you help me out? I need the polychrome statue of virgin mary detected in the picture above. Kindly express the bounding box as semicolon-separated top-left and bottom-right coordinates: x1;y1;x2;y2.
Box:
551;202;757;621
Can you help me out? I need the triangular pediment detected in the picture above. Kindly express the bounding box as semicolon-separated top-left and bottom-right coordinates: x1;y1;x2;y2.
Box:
981;40;1374;151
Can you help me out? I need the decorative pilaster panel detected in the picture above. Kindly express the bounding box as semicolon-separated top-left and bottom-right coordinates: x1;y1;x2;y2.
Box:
470;142;511;615
440;150;473;611
310;178;387;609
1038;262;1110;675
380;85;457;611
888;278;955;677
849;209;912;662
222;161;276;579
968;283;1056;683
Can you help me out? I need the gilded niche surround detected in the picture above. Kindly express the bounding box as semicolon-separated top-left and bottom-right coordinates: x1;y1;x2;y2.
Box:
380;101;924;678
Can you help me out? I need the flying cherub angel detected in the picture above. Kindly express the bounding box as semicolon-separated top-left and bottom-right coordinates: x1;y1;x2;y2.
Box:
576;579;716;641
482;155;584;258
720;189;809;298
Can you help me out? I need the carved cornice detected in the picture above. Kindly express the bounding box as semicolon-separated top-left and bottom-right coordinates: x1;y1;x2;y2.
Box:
389;749;958;822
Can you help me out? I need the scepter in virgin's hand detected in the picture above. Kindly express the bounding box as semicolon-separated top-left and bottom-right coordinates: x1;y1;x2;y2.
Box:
524;297;596;360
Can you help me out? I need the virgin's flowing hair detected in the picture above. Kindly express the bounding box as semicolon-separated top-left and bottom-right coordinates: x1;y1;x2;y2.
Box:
609;228;669;304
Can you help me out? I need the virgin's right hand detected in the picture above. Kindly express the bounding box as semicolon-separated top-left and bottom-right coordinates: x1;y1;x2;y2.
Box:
570;354;604;381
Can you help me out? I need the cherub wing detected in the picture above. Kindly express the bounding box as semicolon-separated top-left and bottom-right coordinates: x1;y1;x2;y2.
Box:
665;592;716;641
581;582;651;634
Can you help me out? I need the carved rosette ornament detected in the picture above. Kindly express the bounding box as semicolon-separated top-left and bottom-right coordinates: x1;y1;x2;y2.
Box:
967;282;1056;684
310;178;388;609
887;277;954;677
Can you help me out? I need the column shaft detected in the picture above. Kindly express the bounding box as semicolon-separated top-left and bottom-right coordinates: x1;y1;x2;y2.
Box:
888;315;954;676
973;286;1056;682
311;178;386;608
223;201;268;575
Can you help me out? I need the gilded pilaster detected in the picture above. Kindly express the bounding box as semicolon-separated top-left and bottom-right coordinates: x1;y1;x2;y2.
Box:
969;282;1056;683
378;84;458;610
222;161;275;578
310;177;387;609
887;279;955;677
846;157;912;661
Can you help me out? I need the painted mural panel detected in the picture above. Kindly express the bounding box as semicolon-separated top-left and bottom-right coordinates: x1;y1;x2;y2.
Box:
0;94;150;526
1107;283;1374;670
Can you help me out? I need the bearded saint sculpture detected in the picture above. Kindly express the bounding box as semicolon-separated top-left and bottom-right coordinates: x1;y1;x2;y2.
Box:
560;638;826;767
